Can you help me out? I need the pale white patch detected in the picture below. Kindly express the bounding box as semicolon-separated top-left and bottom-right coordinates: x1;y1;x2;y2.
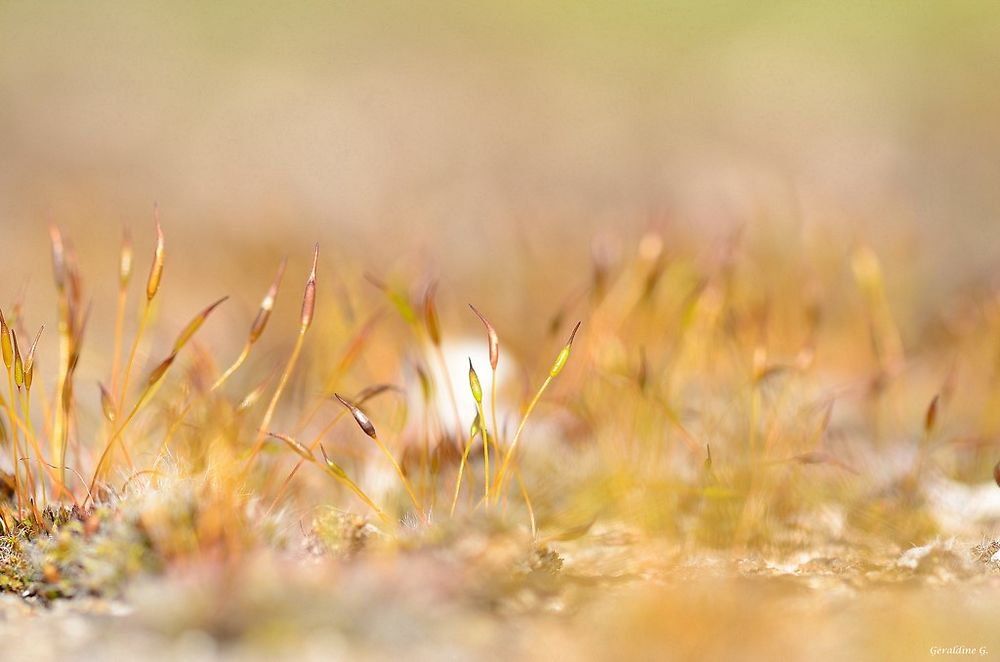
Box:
404;336;520;440
359;337;522;505
925;475;1000;533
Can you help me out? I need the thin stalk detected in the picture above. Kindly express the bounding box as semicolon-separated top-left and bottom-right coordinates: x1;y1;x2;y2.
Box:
475;398;489;503
86;386;157;503
110;229;133;394
334;476;391;525
7;371;36;510
117;214;164;427
117;303;151;414
243;244;319;472
493;374;553;502
265;409;349;516
153;340;252;467
450;426;478;517
490;369;500;465
110;289;128;396
3;371;23;515
157;257;285;466
318;454;393;527
494;321;580;502
433;344;464;443
372;433;426;523
13;395;74;504
515;470;537;539
244;245;318;473
20;391;46;504
212;341;251;392
243;331;306;472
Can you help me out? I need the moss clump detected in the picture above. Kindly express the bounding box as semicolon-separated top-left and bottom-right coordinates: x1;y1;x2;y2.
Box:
0;503;159;601
310;509;382;558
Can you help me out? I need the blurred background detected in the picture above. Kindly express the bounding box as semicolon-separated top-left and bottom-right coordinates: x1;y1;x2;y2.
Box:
3;8;1000;655
1;0;999;357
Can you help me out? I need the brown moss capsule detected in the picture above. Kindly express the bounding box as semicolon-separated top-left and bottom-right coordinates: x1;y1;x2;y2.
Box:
335;393;377;439
994;461;1000;488
469;304;499;370
925;394;940;435
300;245;319;330
146;215;165;302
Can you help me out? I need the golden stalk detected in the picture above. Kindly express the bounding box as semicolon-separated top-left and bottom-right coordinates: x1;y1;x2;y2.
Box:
244;246;318;472
494;322;581;502
335;393;426;524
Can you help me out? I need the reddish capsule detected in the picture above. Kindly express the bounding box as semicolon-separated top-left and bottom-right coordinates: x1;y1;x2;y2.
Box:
994;461;1000;489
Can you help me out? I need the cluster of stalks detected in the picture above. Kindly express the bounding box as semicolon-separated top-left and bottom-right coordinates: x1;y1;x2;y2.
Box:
0;217;583;540
266;281;583;531
8;216;999;554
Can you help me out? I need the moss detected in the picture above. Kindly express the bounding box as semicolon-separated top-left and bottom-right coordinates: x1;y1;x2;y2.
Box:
311;510;380;558
0;503;161;600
